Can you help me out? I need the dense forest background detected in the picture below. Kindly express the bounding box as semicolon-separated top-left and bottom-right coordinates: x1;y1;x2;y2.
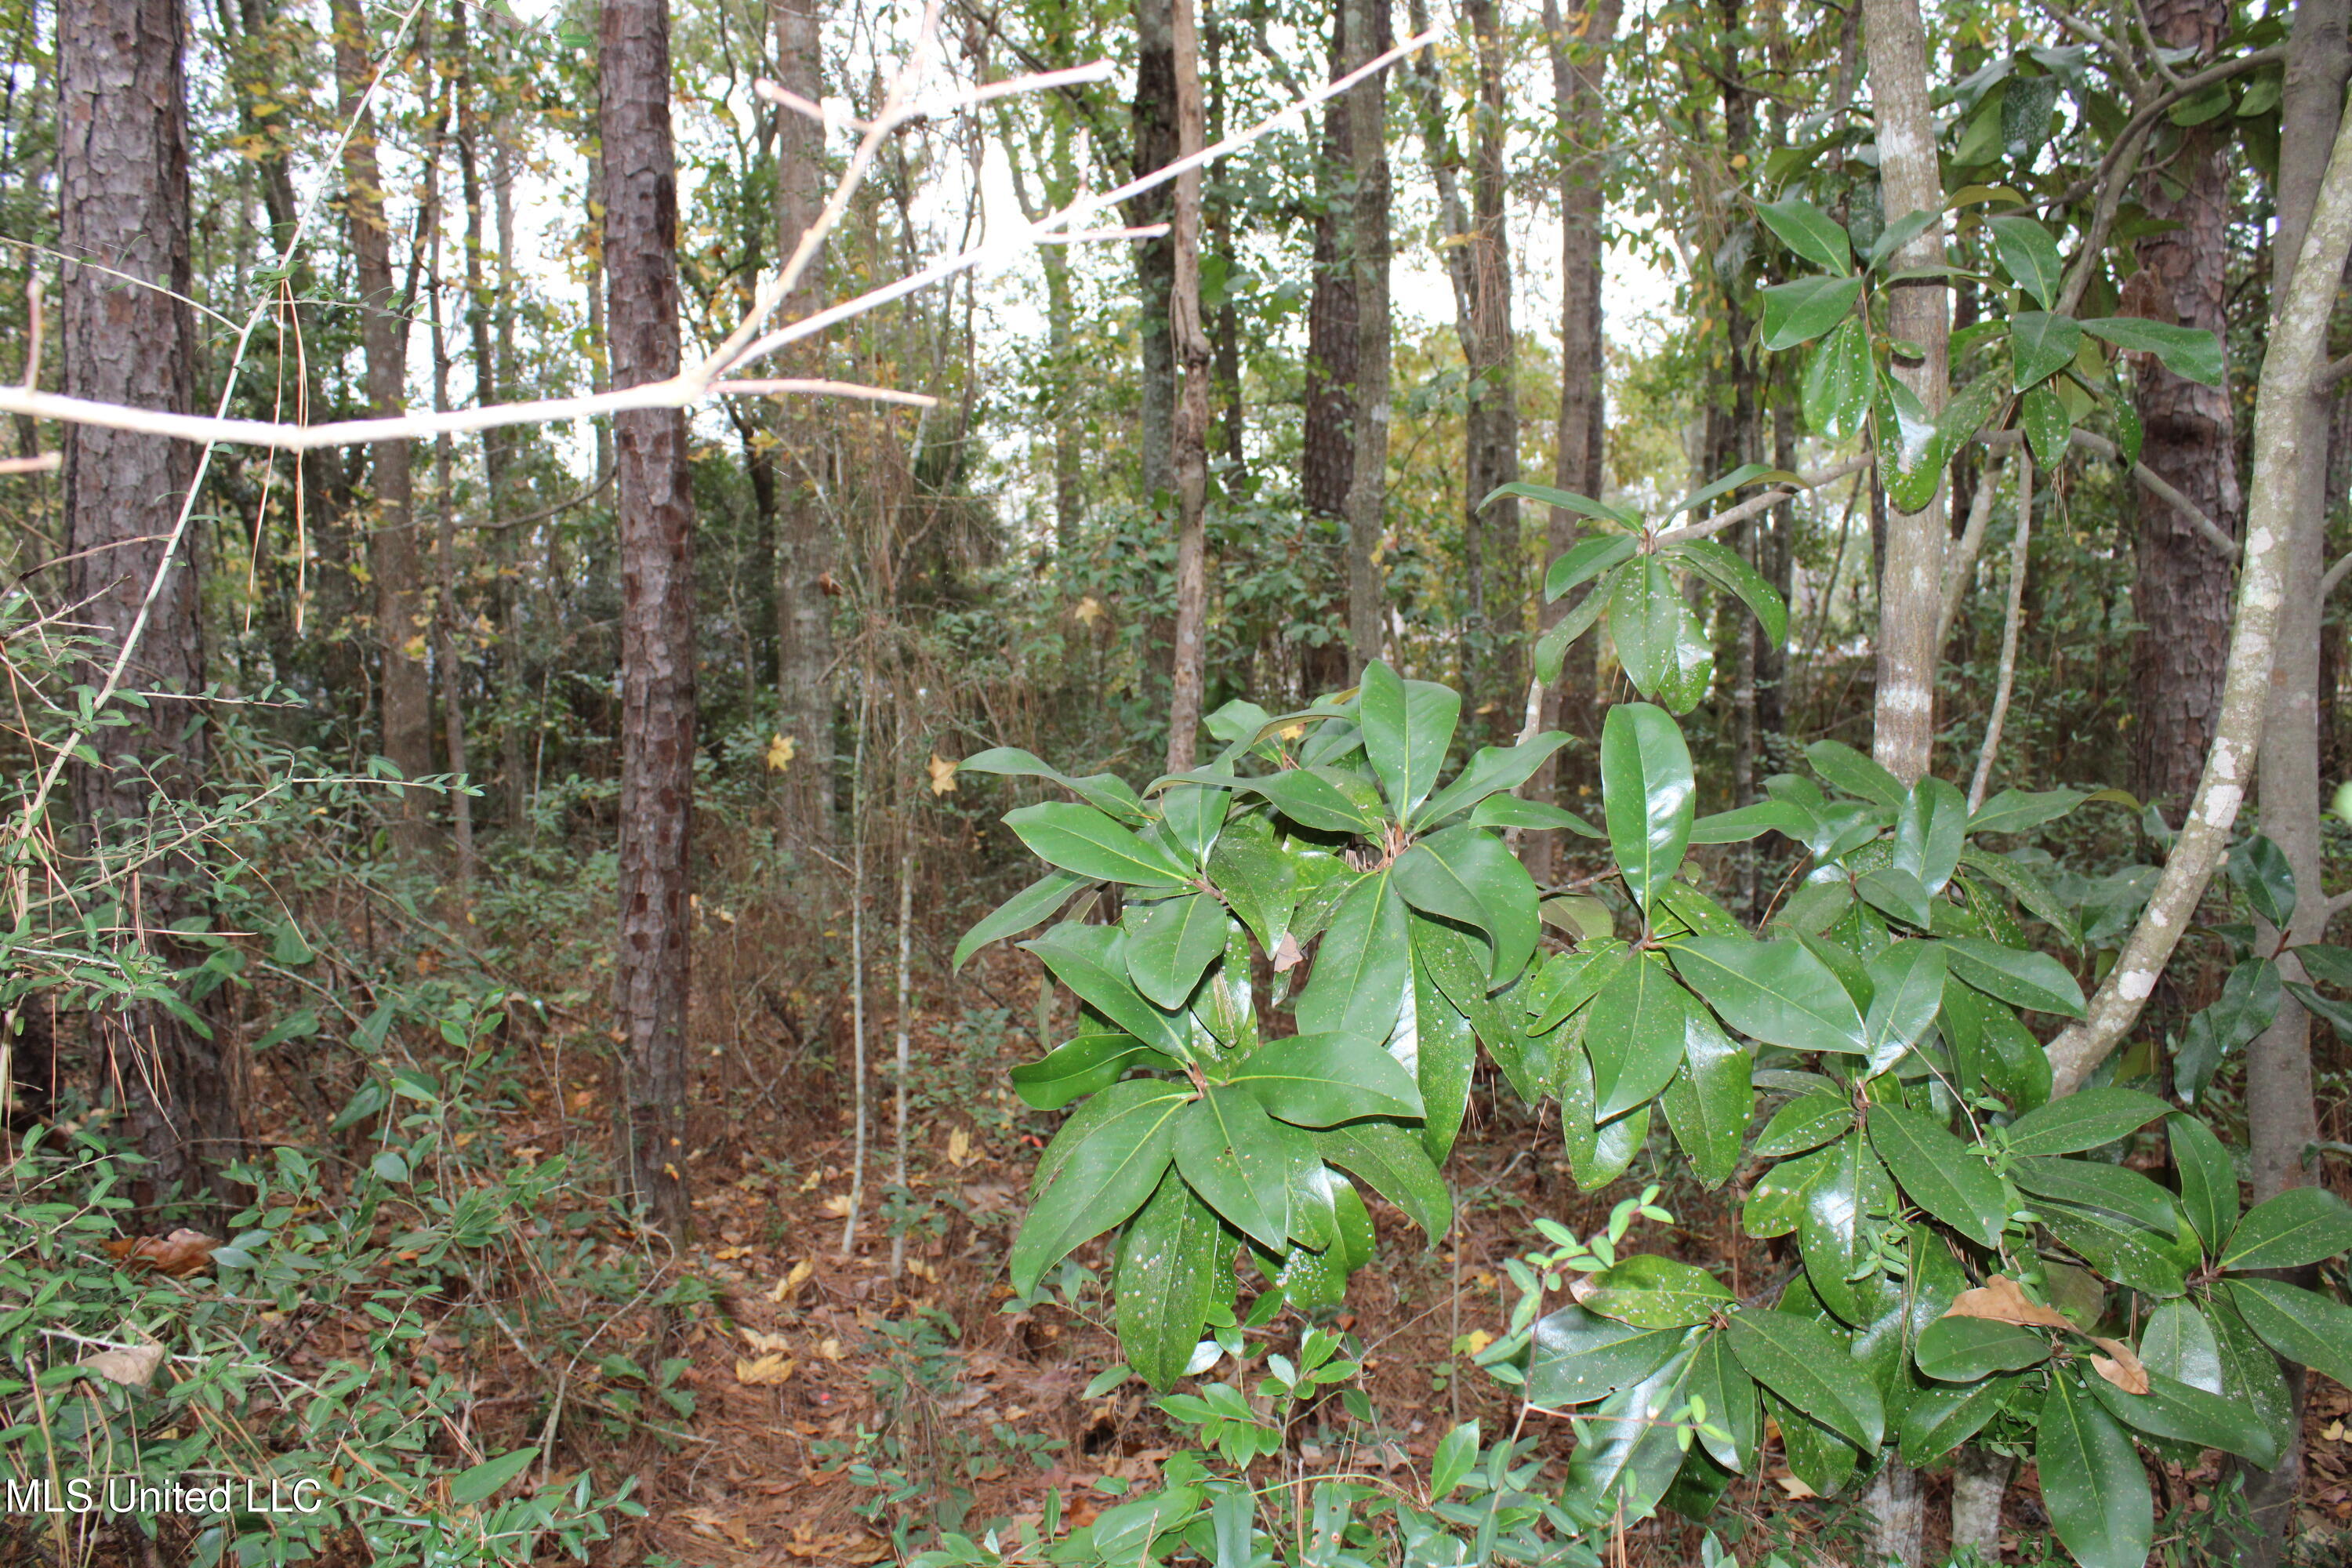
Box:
4;0;2352;1561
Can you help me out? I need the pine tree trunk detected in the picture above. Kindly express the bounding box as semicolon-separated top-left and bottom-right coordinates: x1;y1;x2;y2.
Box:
1164;0;1212;771
1131;0;1179;512
1301;0;1359;697
2129;0;2242;818
59;0;239;1210
1860;0;1950;786
1341;0;1392;678
604;0;696;1242
1530;0;1616;865
1462;0;1521;740
772;0;836;849
332;0;433;849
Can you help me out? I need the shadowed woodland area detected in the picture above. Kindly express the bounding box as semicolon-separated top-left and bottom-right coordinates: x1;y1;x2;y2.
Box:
5;0;2352;1562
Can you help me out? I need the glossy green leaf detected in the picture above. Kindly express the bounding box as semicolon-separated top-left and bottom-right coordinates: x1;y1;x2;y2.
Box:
1295;869;1408;1043
1012;1032;1182;1110
1661;1013;1751;1190
1727;1309;1883;1450
1240;766;1377;835
1023;925;1191;1059
1744;1138;1837;1237
1673;935;1871;1055
1228;1031;1425;1127
2081;316;2226;387
1673;537;1790;645
2224;1277;2352;1388
1967;786;2092;836
956;870;1088;971
1316;1121;1451;1237
1206;811;1298;955
1118;1171;1233;1390
2036;1373;2153;1568
1805;739;1907;809
2223;1185;2352;1272
1899;1374;2017;1465
1526;942;1631;1033
1760;274;1864;350
1857;866;1935;931
1802;315;1875;442
1526;1306;1691;1407
1414;731;1573;829
1894;775;1969;894
1770;1388;1859;1496
1414;826;1539;982
1563;1348;1697;1523
1585;953;1694;1120
962;746;1148;823
1677;1329;1758;1473
1987;214;2063;309
1563;1055;1651;1191
1358;661;1457;820
1543;533;1640;603
1006;802;1191;887
1413;913;1537;1094
1610;557;1715;713
1601;702;1697;912
1579;1254;1734;1330
1913;1316;2051;1381
2298;942;2352;989
2003;1086;2169;1156
1127;894;1229;1009
1755;1091;1853;1158
2012;1156;2177;1234
1012;1080;1189;1293
1869;1102;2009;1247
2010;310;2081;390
2140;1300;2222;1394
2039;1203;2188;1298
1758;196;1853;274
2209;1293;2292;1465
1940;935;2085;1017
1173;1087;1304;1253
1486;478;1642;530
1864;941;1946;1069
1801;1131;1891;1325
1404;965;1476;1163
1664;462;1793;521
1156;783;1229;866
2085;1366;2278;1462
1958;850;2082;945
2022;383;2071;467
1689;799;1815;844
2167;1115;2240;1259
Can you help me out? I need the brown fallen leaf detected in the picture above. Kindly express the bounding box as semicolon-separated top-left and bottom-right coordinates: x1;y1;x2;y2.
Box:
741;1329;793;1355
77;1341;166;1388
1944;1274;2074;1331
2089;1336;2151;1396
1272;932;1304;973
101;1229;219;1278
735;1354;797;1386
1773;1472;1819;1499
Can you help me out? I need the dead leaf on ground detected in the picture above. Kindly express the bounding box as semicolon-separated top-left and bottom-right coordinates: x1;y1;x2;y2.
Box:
77;1341;166;1387
101;1230;219;1277
1944;1274;2073;1331
947;1126;974;1166
1773;1472;1818;1498
735;1354;797;1386
742;1329;793;1354
766;1258;814;1302
2088;1336;2151;1395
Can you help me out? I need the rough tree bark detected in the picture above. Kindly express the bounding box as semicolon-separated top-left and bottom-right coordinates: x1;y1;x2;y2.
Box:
59;0;239;1209
773;0;836;846
1301;0;1359;698
1131;0;1178;510
1461;0;1522;740
2129;0;2243;817
1528;0;1617;886
604;0;697;1241
1164;0;1211;771
331;0;433;849
1341;0;1392;677
1860;0;1950;786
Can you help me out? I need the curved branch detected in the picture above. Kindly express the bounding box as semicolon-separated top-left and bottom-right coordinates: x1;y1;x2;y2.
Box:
2045;86;2352;1096
1650;455;1875;546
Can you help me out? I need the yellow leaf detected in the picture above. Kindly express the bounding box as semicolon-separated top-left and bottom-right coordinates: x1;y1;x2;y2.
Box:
1457;1330;1494;1356
713;1245;754;1261
765;1258;815;1304
735;1353;797;1386
816;1337;844;1360
766;733;797;772
1074;595;1105;626
742;1328;793;1353
947;1126;974;1166
929;753;959;794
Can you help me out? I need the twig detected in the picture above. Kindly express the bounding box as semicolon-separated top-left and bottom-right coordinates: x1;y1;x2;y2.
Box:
1649;455;1874;546
1968;451;2033;811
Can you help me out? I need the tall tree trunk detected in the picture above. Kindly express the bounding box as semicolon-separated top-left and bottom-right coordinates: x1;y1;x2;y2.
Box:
1164;0;1212;771
1860;0;1950;786
421;57;474;896
332;0;433;849
2230;0;2349;1555
1529;0;1617;886
1301;0;1359;697
2129;0;2242;818
1462;0;1521;739
59;0;238;1209
773;0;836;848
1341;0;1392;677
1131;0;1178;511
604;0;696;1242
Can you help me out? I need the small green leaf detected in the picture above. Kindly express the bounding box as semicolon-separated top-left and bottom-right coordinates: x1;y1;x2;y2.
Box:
1431;1421;1479;1501
1966;786;2092;835
1686;1329;1761;1471
1802;316;1876;442
2081;317;2226;387
1242;766;1378;835
2038;1203;2188;1298
1913;1316;2052;1381
2227;833;2298;930
449;1448;540;1507
1760;274;1865;350
956;870;1088;971
2022;383;2071;467
1660;1013;1751;1190
1754;1091;1854;1158
2140;1300;2222;1393
2011;1156;2177;1234
1007;801;1192;887
2009;310;2081;390
1987;214;2063;309
1758;196;1853;274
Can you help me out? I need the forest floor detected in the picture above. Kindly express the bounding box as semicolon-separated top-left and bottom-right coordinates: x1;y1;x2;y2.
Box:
226;913;2352;1567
